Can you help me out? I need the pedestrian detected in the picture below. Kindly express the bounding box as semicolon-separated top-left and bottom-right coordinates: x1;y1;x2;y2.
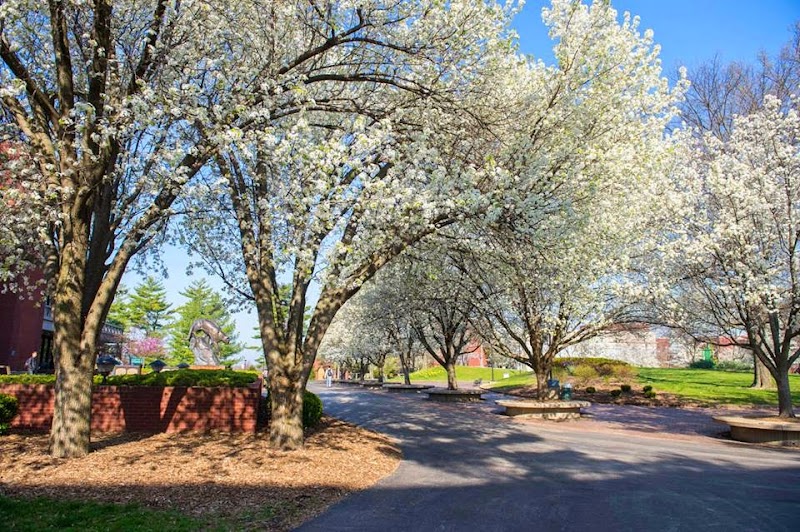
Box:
24;351;39;374
325;367;333;388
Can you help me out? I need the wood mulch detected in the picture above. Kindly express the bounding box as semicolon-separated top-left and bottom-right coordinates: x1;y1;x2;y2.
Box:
0;417;401;530
504;383;714;408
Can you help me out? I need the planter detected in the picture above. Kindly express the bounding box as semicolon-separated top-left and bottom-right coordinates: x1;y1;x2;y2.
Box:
426;388;484;403
496;399;591;420
713;416;800;446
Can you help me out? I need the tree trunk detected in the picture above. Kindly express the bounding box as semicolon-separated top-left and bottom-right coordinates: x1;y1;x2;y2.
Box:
445;361;458;390
50;350;95;457
775;369;795;418
401;359;411;385
268;366;305;450
751;355;776;389
49;239;96;458
535;371;548;400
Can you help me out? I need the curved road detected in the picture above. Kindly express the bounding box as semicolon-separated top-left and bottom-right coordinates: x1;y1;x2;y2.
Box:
299;384;800;532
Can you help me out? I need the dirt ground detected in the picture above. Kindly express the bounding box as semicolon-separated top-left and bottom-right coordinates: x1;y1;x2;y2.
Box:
0;417;401;530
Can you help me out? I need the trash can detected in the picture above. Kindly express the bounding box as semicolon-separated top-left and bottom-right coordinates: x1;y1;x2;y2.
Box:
560;382;573;400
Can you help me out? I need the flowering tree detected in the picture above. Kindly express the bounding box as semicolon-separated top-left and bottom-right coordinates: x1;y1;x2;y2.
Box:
1;1;372;457
463;224;647;399
0;142;43;293
126;336;165;363
679;27;800;388
178;0;687;447
178;0;517;448
652;97;800;418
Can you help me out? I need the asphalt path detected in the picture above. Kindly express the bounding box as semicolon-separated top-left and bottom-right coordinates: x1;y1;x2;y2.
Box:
298;384;800;532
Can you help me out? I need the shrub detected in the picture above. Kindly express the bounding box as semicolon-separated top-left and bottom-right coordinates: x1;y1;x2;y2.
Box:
0;370;260;388
571;365;598;383
610;389;622;397
715;360;753;371
0;393;19;435
585;386;596;394
642;385;653;393
0;374;56;385
644;390;657;399
104;369;258;388
614;364;636;381
303;391;323;428
620;384;632;393
688;360;715;370
261;390;324;429
555;357;633;381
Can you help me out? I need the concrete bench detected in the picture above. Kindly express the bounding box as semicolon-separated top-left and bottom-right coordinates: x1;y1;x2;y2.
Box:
360;380;384;388
383;384;434;393
426;388;484;403
497;400;591;420
713;416;800;446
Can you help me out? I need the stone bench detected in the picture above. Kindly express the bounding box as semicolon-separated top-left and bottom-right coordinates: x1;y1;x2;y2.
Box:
426;388;484;403
383;384;434;393
496;400;591;420
713;416;800;446
333;379;360;386
360;380;384;388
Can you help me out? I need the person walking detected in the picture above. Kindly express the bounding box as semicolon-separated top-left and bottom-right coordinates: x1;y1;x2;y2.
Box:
325;367;333;388
24;351;39;374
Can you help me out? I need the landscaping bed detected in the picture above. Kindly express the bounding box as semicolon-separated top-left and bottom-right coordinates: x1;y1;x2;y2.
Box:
0;416;401;531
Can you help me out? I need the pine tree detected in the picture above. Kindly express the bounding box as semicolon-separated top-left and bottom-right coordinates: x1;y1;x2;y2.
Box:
167;280;243;366
128;277;173;337
107;285;133;331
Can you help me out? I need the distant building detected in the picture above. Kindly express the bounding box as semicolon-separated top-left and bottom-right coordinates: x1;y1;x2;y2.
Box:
457;339;488;367
0;269;123;373
0;270;53;372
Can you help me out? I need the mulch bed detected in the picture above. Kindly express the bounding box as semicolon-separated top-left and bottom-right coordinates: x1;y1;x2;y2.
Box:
0;416;401;530
504;383;717;408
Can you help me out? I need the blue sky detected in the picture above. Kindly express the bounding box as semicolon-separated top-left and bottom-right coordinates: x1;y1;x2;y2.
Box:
127;1;800;365
515;0;799;69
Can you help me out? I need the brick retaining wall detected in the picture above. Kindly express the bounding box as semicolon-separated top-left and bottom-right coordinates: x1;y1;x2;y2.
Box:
0;381;261;433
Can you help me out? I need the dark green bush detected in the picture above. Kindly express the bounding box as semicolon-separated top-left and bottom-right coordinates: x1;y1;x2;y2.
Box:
0;393;19;435
104;369;258;388
642;385;653;393
0;374;56;385
644;390;657;399
620;384;632;393
585;386;596;394
0;370;259;388
610;389;622;397
303;391;323;428
688;360;715;370
261;390;324;429
715;360;752;371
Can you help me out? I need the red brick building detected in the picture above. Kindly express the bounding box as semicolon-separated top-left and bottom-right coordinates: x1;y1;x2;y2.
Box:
0;271;53;372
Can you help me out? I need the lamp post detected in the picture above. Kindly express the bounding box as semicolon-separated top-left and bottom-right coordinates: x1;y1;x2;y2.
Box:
96;355;120;384
149;359;167;373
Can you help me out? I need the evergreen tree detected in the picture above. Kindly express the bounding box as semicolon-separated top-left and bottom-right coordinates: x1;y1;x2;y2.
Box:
107;285;133;331
167;280;243;366
128;277;174;337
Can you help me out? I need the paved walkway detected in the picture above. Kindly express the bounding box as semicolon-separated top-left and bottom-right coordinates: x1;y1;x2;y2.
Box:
299;384;800;532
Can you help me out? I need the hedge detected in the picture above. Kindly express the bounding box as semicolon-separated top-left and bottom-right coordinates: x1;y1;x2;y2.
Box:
0;369;259;388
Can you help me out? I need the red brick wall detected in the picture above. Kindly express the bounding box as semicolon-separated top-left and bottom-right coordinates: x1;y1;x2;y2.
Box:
0;381;261;433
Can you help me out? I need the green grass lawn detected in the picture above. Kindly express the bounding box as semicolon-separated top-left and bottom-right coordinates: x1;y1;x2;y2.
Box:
0;496;283;531
637;368;800;406
487;367;800;407
389;365;526;383
0;497;202;531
